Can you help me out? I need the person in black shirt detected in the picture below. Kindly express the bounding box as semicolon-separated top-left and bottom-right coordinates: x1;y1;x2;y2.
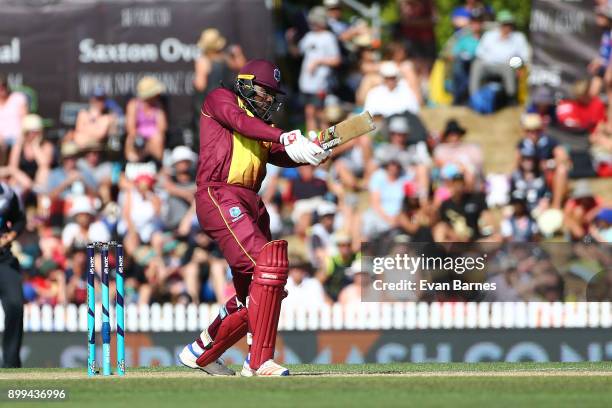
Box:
433;166;497;242
0;183;26;367
509;144;551;214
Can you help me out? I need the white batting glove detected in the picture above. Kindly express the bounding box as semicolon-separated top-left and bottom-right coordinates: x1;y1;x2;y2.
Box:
280;130;330;166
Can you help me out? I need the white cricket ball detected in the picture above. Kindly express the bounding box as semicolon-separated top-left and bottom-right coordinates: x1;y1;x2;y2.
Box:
509;56;523;69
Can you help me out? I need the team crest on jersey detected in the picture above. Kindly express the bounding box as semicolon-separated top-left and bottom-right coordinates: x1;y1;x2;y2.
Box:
229;206;244;221
273;68;281;83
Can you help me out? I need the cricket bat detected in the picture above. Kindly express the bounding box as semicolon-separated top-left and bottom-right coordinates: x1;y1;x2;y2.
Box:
312;111;376;151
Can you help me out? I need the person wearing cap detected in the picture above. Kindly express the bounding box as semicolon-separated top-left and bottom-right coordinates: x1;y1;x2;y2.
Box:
286;6;341;132
363;149;413;238
0;74;27;153
563;180;604;241
451;7;485;104
451;0;492;30
309;200;338;269
181;59;330;377
337;258;370;305
516;113;569;208
375;115;430;194
470;9;529;100
433;118;483;189
526;85;557;128
46;141;97;203
7;114;54;189
70;87;116;148
161;146;197;230
589;208;612;243
364;60;420;117
0;180;26;367
434;162;495;242
397;180;434;241
125;76;168;162
317;231;359;301
509;144;550;215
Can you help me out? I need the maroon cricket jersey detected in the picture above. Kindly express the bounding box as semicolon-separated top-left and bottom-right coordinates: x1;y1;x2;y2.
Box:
196;87;296;192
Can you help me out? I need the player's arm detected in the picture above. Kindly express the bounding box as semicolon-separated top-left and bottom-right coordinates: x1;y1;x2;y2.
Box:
0;192;25;247
203;89;282;143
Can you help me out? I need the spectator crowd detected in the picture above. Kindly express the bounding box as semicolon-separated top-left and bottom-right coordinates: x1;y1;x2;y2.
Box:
0;0;610;309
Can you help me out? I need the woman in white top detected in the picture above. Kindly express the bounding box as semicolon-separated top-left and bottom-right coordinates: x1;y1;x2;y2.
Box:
118;173;163;256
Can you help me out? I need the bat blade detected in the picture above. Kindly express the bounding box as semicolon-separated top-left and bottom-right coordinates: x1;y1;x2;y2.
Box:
315;111;376;151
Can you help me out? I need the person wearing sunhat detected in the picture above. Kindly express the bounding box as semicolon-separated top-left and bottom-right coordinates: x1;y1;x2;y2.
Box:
516;113;570;208
125;76;167;162
7;113;54;188
283;254;326;309
61;195;110;251
193;28;244;135
433;118;483;189
75;140;116;206
470;9;529;100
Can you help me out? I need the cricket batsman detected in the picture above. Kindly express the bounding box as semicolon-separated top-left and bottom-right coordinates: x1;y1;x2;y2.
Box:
179;59;330;376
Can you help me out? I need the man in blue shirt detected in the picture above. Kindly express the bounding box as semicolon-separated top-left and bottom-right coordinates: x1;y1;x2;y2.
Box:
451;8;485;104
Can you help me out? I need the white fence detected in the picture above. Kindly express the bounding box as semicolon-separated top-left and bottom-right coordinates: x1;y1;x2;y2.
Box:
0;302;611;332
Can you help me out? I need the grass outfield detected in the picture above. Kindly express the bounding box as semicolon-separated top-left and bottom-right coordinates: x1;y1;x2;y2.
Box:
1;363;611;408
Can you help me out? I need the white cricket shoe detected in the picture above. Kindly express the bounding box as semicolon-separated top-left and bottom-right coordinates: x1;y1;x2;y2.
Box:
178;344;235;376
241;355;289;377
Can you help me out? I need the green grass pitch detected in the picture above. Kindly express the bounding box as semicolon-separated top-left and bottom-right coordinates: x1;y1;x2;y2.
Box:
1;362;611;408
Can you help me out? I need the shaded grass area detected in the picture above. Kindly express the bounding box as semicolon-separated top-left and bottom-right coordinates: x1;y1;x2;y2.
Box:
1;363;611;408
